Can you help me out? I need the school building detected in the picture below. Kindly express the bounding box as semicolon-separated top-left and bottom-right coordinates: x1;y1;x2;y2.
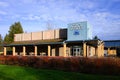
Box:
3;21;104;57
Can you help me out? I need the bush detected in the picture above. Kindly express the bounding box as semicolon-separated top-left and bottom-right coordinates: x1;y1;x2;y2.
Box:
0;56;120;75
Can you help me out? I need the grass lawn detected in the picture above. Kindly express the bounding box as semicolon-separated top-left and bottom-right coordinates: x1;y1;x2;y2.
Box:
0;65;120;80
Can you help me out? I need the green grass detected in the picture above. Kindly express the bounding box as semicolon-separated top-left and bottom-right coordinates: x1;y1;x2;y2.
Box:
0;65;120;80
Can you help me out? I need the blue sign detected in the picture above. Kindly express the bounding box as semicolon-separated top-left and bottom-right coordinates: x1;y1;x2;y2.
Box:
73;30;79;35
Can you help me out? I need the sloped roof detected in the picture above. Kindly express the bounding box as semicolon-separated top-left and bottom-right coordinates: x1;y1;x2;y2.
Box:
4;39;64;46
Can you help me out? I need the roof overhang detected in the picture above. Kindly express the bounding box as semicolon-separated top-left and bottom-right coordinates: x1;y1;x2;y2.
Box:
3;39;65;47
65;39;104;47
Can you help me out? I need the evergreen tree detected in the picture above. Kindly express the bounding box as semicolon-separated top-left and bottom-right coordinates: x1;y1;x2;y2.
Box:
93;36;99;40
4;22;24;44
0;34;3;51
4;34;10;44
0;34;2;44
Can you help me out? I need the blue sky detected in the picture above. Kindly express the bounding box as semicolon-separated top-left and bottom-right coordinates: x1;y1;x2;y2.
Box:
0;0;120;40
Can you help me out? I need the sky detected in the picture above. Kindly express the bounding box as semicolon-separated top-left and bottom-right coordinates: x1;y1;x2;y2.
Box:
0;0;120;40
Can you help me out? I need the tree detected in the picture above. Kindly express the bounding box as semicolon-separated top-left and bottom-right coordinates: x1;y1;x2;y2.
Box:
0;34;2;44
4;22;24;44
4;34;10;44
93;36;99;40
0;34;3;51
46;22;53;30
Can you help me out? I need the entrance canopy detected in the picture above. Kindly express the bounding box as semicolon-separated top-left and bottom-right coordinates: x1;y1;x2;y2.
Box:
65;40;103;47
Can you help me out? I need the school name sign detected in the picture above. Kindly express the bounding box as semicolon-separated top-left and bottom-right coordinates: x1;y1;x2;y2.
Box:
70;24;82;30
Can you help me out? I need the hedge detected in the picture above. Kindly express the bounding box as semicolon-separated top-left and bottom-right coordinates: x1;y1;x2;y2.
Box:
0;56;120;75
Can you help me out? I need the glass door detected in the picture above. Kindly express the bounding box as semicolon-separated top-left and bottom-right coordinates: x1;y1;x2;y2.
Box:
73;47;82;56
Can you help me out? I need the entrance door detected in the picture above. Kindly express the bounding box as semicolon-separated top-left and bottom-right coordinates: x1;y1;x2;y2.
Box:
73;47;82;56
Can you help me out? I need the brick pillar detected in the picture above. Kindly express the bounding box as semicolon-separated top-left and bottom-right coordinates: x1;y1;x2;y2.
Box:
48;45;51;56
83;42;87;57
34;46;37;56
13;47;16;56
23;46;26;56
63;43;66;57
4;47;6;56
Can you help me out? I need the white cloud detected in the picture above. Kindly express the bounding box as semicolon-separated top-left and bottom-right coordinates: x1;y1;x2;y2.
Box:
0;10;7;15
86;11;120;40
0;1;9;7
21;14;42;21
0;0;119;39
10;14;21;19
78;0;97;9
19;0;35;4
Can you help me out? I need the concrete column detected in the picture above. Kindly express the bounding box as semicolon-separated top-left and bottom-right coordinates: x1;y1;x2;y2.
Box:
98;45;100;57
4;47;6;56
83;42;87;57
48;45;51;56
97;44;103;57
107;47;110;55
87;45;89;56
102;43;104;56
13;47;16;56
63;43;66;57
98;43;104;57
95;47;98;56
23;46;26;56
34;46;37;56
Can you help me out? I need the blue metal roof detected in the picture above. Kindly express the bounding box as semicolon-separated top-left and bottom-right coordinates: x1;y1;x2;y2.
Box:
104;40;120;47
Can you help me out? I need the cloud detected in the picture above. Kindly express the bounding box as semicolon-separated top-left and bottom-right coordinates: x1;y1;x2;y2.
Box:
21;14;41;21
87;11;120;40
77;0;97;9
0;10;7;15
0;0;119;40
0;1;9;7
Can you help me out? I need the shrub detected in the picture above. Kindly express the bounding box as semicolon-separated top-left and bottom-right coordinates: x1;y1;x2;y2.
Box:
0;56;120;75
